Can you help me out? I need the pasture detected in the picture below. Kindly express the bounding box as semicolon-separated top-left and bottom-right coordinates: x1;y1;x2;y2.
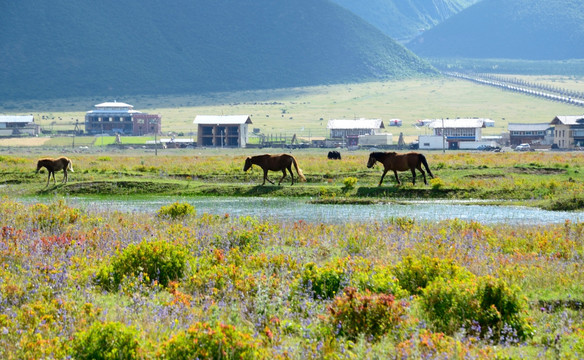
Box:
2;150;584;210
2;77;583;140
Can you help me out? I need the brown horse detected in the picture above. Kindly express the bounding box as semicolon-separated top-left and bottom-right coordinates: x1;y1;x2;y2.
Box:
243;154;306;185
36;157;74;187
367;152;434;186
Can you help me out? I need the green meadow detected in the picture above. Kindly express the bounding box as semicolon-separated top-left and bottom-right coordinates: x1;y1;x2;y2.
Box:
2;150;584;211
2;77;582;140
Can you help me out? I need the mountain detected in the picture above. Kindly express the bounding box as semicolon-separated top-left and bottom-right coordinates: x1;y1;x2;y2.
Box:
330;0;481;43
0;0;435;101
407;0;584;60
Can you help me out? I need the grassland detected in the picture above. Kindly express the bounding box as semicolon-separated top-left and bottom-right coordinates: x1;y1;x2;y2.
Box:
2;77;582;141
2;150;584;211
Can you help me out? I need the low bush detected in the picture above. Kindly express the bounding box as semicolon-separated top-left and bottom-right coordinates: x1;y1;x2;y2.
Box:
28;200;82;231
421;276;533;342
158;321;263;359
351;262;407;298
298;262;348;299
430;177;446;190
342;177;358;191
392;255;473;296
328;287;408;341
95;240;189;290
543;194;584;211
72;321;141;360
156;202;195;220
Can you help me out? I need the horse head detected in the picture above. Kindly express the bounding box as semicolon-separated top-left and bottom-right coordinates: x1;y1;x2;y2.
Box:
366;153;377;168
243;157;252;171
35;160;44;173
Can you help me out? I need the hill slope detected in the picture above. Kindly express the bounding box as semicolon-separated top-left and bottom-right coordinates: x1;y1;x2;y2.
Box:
0;0;435;101
407;0;584;60
331;0;480;43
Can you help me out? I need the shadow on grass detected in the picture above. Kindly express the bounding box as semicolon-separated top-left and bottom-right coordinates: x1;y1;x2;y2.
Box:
36;183;66;195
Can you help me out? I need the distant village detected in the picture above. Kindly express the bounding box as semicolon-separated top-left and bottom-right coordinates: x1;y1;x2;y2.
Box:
1;100;584;151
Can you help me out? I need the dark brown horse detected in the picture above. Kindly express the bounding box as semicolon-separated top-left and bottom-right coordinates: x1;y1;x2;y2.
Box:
243;154;306;185
367;152;434;186
36;157;74;187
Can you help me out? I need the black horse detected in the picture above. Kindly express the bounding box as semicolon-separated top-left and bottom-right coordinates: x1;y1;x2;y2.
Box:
327;151;341;160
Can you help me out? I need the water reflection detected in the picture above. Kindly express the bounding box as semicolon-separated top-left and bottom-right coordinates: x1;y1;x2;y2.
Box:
61;196;584;225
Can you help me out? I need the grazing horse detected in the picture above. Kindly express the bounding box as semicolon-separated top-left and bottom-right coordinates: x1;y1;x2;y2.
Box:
367;152;434;186
243;154;306;186
36;157;74;187
327;151;342;160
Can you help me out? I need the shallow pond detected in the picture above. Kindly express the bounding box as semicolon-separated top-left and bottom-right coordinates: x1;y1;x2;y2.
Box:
54;196;584;225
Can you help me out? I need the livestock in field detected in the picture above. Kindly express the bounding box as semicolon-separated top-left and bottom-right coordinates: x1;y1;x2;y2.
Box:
36;157;74;187
327;151;342;160
367;151;433;186
243;154;306;186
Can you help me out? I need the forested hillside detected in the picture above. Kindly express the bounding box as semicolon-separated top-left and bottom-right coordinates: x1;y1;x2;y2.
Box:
331;0;481;43
407;0;584;60
0;0;435;101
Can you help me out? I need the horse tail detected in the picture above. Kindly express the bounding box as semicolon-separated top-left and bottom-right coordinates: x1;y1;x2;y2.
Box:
67;158;74;172
292;156;306;182
419;154;433;178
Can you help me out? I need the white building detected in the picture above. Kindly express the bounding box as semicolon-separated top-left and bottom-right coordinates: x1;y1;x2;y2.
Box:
327;118;385;146
551;115;584;149
85;101;162;135
0;115;39;136
358;133;393;147
419;118;487;150
193;115;252;148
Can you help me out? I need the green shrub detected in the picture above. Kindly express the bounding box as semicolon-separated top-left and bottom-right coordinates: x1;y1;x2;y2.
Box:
351;263;407;299
72;321;141;360
544;194;584;211
96;240;189;291
28;201;82;231
328;287;408;341
225;228;260;250
299;262;347;299
430;177;445;190
157;202;195;220
388;217;415;232
342;177;358;190
392;255;473;296
421;276;533;342
158;321;262;359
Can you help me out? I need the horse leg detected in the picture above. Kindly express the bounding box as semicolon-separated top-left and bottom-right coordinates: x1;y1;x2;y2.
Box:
63;169;68;184
263;169;274;185
393;170;401;186
278;169;287;186
45;171;51;187
378;170;388;186
288;165;294;186
410;169;416;185
417;165;427;185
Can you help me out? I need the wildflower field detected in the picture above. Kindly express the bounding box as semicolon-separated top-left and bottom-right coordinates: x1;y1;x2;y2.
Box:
1;150;584;358
1;192;584;358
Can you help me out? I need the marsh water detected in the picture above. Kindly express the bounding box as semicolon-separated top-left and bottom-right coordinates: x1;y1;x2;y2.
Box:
51;196;584;225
